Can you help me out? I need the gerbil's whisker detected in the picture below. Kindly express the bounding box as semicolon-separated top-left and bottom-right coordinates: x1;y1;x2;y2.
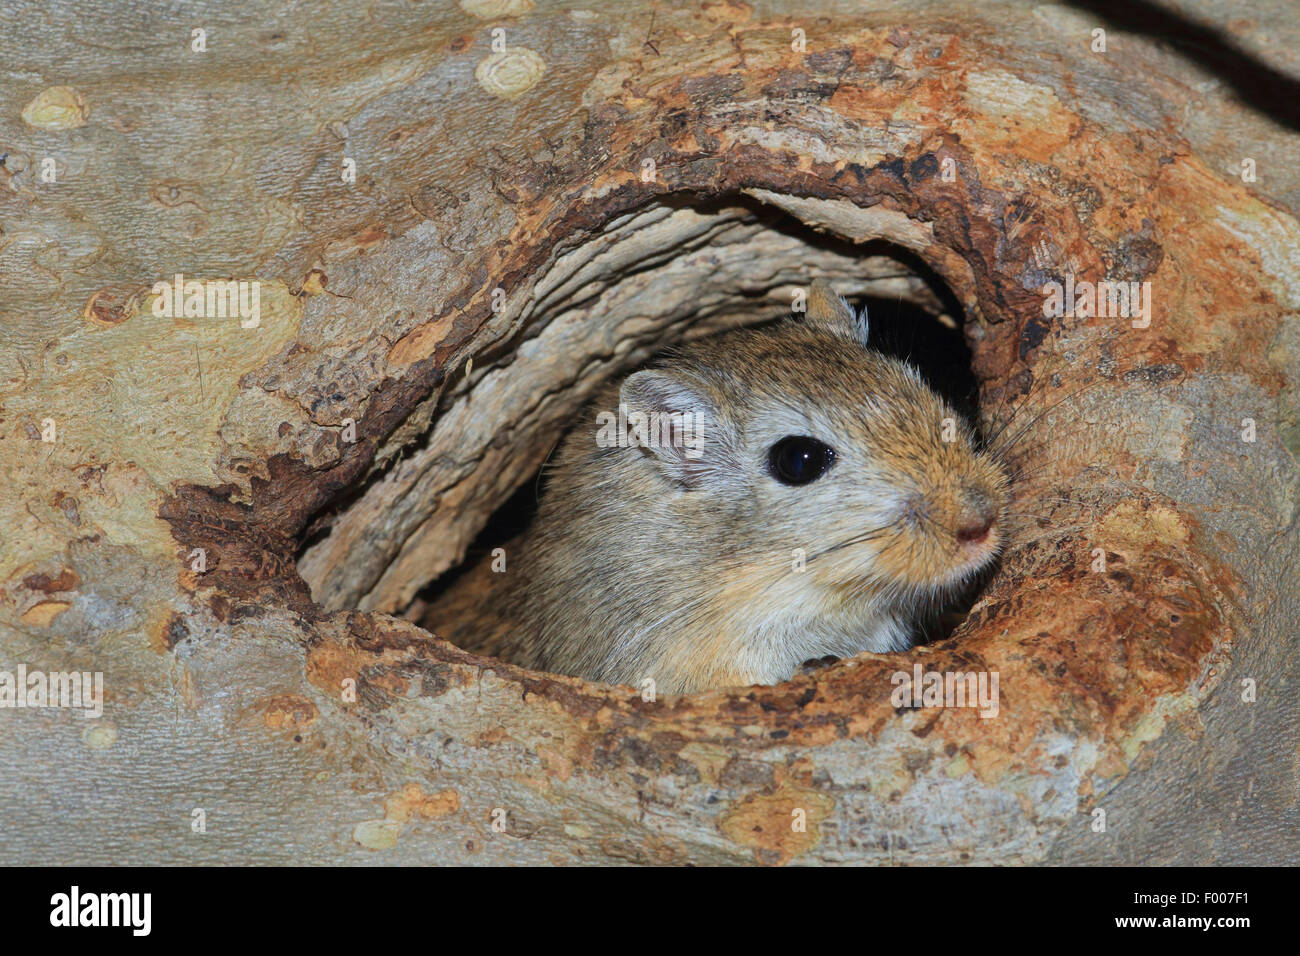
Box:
810;520;902;561
999;457;1088;486
1000;522;1097;551
980;358;1092;450
976;356;1070;448
534;434;565;503
985;376;1114;462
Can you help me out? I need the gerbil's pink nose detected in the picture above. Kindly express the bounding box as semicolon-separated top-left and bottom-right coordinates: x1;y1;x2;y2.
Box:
956;516;993;544
955;487;996;545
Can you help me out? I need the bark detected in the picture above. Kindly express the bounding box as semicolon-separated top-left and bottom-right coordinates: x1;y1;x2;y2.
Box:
1;0;1297;864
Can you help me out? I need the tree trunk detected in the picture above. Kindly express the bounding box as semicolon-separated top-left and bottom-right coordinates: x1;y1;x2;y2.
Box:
2;0;1297;864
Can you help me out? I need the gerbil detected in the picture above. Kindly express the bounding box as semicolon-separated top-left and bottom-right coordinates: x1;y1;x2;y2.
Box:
426;279;1009;694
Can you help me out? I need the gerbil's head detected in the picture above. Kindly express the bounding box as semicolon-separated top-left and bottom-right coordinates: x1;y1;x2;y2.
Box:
617;279;1009;620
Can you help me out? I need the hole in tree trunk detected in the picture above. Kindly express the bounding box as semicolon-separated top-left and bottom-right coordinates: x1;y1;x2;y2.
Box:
293;192;1000;691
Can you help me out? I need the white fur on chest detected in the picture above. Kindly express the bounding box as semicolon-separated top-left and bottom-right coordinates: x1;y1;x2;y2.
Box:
733;602;915;685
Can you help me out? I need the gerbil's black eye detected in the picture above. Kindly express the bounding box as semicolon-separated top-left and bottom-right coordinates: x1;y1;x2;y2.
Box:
768;436;836;485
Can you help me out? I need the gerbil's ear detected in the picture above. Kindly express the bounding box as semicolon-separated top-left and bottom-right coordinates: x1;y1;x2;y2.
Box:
805;278;869;346
618;369;728;488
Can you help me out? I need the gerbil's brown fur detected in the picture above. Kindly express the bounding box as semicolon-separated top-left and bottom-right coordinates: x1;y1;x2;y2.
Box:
425;281;1009;694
